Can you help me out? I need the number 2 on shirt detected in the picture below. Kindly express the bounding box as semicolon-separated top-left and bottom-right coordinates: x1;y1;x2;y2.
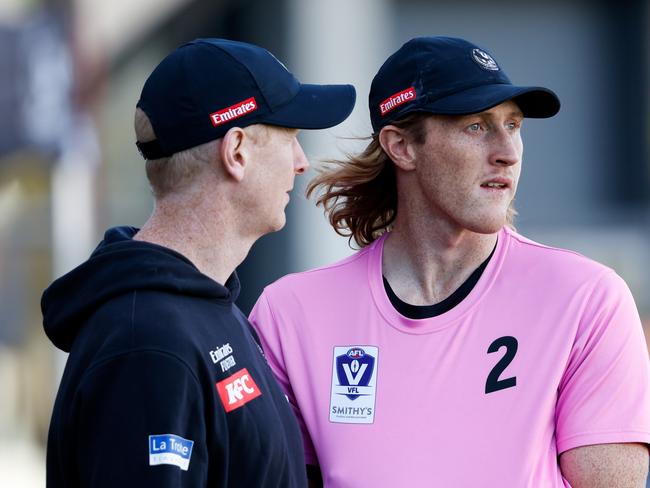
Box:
485;336;518;394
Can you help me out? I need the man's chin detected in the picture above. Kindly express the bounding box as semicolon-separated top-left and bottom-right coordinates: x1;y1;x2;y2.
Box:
464;214;507;235
266;214;287;234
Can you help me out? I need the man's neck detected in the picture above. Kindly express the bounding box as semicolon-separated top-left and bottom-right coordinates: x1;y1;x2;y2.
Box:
383;214;498;306
134;194;254;286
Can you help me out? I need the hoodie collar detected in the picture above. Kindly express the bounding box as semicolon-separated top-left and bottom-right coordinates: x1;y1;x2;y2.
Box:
42;226;240;351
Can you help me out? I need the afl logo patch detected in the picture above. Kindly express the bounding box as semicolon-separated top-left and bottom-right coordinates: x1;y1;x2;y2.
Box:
471;48;499;71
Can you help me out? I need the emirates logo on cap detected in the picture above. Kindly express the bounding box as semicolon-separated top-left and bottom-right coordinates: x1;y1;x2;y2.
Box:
379;87;416;116
210;97;258;126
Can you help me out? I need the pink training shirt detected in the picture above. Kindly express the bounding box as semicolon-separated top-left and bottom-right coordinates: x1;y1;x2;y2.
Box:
250;227;650;487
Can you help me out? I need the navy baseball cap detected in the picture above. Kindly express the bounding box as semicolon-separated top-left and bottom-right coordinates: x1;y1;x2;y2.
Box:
136;38;356;159
369;37;560;132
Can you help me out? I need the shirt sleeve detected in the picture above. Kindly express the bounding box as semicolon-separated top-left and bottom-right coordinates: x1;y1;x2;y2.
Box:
555;270;650;454
74;351;210;486
249;291;319;465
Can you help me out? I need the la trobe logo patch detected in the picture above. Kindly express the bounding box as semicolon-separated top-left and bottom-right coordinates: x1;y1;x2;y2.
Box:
149;434;194;471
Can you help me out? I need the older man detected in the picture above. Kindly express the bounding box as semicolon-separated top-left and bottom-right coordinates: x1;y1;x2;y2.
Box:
41;38;355;487
250;37;650;487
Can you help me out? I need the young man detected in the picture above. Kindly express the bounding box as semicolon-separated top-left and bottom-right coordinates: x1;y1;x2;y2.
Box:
41;38;355;487
250;37;650;487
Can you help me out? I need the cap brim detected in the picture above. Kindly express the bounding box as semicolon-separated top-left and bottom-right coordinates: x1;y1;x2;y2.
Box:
262;83;356;129
424;84;560;118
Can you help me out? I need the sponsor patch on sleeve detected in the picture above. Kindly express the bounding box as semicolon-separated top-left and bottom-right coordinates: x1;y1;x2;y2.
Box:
149;434;194;471
216;367;262;412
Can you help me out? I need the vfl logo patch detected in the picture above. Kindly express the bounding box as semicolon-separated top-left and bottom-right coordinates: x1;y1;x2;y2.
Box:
335;348;375;400
379;87;416;116
471;48;499;71
149;434;194;471
329;346;378;424
216;368;262;412
210;97;257;126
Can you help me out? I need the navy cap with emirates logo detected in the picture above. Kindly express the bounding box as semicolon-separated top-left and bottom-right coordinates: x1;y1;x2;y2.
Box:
136;38;356;160
369;36;560;133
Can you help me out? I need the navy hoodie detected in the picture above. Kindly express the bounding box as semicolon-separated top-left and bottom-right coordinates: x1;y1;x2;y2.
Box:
42;227;307;487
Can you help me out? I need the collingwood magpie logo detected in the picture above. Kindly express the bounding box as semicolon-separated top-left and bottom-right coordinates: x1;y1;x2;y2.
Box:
329;345;378;424
471;48;499;71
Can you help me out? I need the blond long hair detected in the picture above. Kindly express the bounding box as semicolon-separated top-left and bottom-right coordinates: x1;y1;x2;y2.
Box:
306;114;427;247
306;113;516;247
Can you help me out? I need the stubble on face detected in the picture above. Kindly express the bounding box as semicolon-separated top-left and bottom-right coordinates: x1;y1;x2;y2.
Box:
409;103;523;235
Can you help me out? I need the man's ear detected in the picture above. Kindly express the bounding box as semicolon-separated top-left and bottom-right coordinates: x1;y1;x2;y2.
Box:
219;127;248;182
378;126;417;171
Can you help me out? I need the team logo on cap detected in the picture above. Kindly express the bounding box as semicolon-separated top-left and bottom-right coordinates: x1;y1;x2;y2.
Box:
379;87;416;116
210;97;258;126
471;48;499;71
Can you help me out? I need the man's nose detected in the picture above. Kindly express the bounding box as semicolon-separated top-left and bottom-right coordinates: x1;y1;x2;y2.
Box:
294;139;309;174
490;128;521;167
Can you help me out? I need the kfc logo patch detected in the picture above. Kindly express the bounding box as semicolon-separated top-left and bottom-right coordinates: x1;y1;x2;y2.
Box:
380;87;416;116
210;97;258;126
216;368;262;412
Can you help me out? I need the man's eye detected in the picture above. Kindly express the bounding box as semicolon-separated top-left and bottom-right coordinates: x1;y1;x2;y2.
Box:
468;123;481;131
